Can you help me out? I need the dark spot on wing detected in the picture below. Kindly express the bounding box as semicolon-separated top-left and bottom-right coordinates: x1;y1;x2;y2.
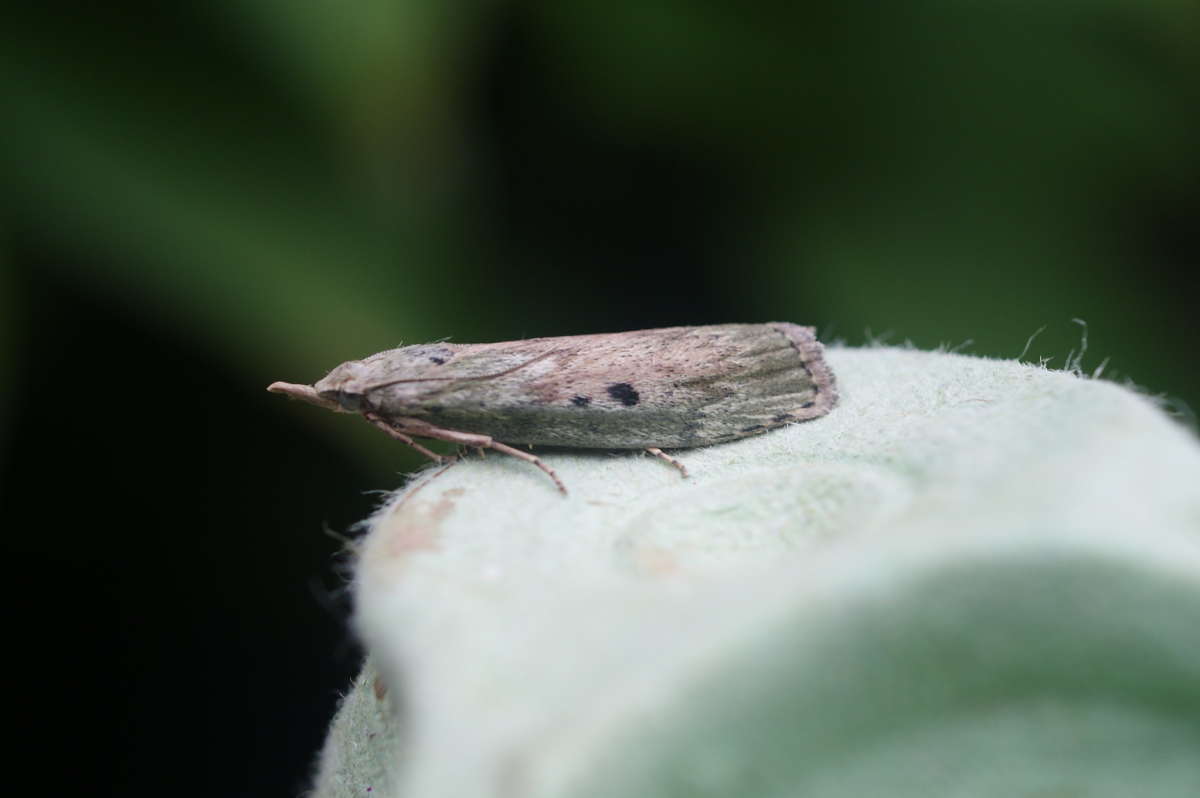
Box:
773;413;795;423
607;382;640;406
429;356;446;365
801;401;815;409
740;424;766;433
571;395;592;407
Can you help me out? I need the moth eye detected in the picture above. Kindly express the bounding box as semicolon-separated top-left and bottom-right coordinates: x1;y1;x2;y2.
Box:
319;389;364;412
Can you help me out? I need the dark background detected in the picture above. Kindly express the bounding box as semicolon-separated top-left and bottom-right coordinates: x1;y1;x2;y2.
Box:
2;2;1197;795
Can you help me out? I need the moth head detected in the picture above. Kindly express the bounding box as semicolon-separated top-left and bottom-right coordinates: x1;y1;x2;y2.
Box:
314;359;373;412
314;346;458;411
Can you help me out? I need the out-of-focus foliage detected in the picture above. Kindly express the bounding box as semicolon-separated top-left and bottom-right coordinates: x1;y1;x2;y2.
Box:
3;1;1199;457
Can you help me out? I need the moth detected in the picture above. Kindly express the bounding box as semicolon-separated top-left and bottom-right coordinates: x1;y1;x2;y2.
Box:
268;323;837;494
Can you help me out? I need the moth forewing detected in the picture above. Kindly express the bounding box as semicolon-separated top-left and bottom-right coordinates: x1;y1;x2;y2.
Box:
270;323;837;494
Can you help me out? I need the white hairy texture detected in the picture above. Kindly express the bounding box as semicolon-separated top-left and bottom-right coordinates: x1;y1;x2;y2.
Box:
312;347;1200;798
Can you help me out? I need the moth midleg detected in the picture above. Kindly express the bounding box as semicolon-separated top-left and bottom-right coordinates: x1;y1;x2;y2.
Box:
394;420;567;495
486;441;568;495
363;412;453;463
646;447;689;479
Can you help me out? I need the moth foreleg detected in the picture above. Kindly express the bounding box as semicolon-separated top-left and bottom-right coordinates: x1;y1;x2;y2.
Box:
363;412;454;464
646;447;689;479
395;420;567;495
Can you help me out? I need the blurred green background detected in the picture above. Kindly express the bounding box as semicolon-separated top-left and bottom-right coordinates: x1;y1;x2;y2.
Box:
2;2;1197;796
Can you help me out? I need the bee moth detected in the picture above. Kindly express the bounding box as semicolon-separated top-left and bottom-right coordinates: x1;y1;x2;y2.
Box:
269;323;837;494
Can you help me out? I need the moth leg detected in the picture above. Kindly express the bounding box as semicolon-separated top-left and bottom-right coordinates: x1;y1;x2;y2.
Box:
363;413;453;464
487;441;567;495
397;422;567;495
646;447;689;479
